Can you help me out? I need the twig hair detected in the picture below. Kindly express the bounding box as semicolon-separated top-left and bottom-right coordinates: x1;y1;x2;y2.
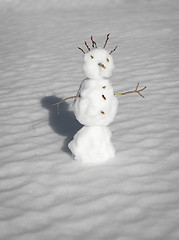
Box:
78;47;85;54
103;33;110;48
109;45;118;55
85;41;90;51
91;36;97;48
78;34;118;55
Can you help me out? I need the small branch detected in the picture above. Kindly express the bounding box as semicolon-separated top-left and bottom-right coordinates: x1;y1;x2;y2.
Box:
78;47;85;54
51;83;146;114
91;36;95;48
51;95;80;114
103;33;110;48
114;83;147;98
94;41;97;48
109;45;118;55
85;41;90;51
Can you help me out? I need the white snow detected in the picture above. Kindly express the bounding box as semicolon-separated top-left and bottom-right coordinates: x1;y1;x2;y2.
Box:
68;126;115;163
74;47;118;127
71;47;118;162
82;48;115;80
74;78;118;126
0;0;179;240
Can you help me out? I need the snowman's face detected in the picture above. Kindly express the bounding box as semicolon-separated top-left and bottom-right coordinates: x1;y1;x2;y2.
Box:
83;48;114;80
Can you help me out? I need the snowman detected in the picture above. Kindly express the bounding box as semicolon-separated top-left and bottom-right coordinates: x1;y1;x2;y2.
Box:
51;34;146;164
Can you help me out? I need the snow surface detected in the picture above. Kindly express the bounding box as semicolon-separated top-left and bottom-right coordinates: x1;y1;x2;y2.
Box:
0;0;179;239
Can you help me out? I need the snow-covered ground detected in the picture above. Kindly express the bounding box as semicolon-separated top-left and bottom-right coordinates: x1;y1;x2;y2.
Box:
0;0;179;239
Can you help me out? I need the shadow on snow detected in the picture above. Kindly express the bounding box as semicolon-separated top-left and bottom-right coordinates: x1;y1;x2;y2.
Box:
41;96;82;155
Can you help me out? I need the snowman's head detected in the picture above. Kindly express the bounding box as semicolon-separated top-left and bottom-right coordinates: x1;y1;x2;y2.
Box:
78;34;118;80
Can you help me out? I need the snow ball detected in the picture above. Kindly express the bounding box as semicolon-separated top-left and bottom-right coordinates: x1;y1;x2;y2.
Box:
83;48;114;79
68;126;115;164
74;78;118;126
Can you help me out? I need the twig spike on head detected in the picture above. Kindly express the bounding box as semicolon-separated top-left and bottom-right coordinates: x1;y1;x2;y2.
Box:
91;36;95;48
103;33;110;48
84;41;90;51
78;47;85;54
109;45;118;55
90;36;97;48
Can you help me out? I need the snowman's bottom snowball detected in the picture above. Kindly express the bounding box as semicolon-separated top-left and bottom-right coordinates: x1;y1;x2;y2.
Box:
68;126;115;164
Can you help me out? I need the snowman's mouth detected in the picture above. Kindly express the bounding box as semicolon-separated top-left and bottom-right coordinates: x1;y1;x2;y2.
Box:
98;63;106;69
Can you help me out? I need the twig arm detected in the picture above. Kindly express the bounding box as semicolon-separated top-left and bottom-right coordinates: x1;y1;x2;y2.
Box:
114;83;146;98
51;83;146;114
50;95;80;114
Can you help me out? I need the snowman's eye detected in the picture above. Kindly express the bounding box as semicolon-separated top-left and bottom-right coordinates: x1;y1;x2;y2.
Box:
107;58;109;62
91;55;94;59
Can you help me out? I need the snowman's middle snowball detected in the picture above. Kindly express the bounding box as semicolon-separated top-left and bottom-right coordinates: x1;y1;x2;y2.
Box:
74;78;118;126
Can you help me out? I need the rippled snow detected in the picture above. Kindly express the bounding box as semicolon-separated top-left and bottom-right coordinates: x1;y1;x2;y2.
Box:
0;0;179;239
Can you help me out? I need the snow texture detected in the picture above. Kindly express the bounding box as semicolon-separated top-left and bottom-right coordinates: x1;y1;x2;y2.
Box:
83;48;115;80
0;0;179;240
74;78;118;126
70;48;118;162
69;126;115;163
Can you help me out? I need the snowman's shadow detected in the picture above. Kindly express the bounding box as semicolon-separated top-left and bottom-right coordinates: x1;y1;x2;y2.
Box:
41;96;83;155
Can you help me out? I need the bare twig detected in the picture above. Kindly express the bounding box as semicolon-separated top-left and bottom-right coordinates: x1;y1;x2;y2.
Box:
91;36;96;48
91;36;94;48
78;47;85;54
114;83;147;98
90;36;97;48
109;45;118;55
85;41;90;51
50;95;80;114
51;83;146;114
103;33;110;48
